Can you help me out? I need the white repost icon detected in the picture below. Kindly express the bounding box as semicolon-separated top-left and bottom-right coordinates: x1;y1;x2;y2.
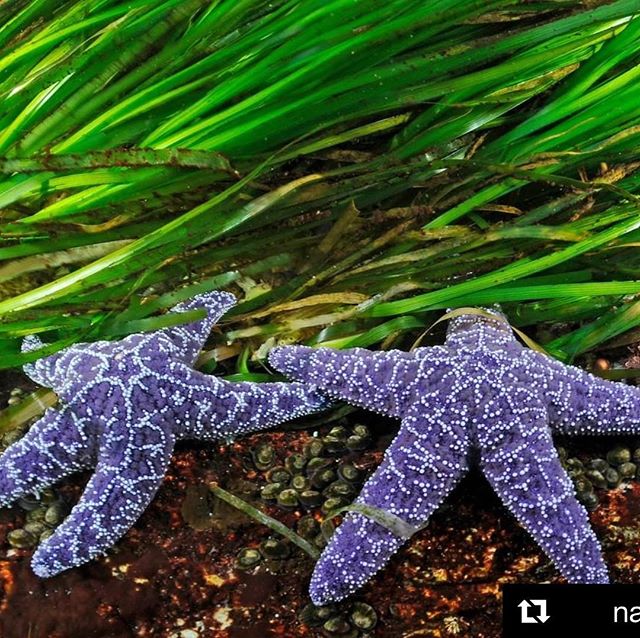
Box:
519;599;550;624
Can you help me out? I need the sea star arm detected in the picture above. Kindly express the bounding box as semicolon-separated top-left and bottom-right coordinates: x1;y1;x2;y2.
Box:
0;406;96;507
30;412;175;577
21;291;237;390
478;385;608;584
21;334;61;388
21;336;112;392
144;290;237;364
525;350;640;435
309;397;470;605
167;364;329;440
268;346;444;418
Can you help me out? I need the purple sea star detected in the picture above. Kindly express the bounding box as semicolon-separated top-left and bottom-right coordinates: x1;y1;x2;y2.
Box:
269;311;640;605
0;291;327;577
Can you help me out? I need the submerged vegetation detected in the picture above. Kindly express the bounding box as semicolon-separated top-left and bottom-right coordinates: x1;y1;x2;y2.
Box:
1;0;640;371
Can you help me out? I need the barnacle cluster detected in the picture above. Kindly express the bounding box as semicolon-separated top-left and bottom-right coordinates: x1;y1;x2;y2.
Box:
299;600;378;637
560;443;640;511
255;424;370;524
237;420;378;636
240;425;370;548
7;489;68;550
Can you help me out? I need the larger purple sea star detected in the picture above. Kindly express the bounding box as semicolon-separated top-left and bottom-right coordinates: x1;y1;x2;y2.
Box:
269;311;640;605
0;291;327;577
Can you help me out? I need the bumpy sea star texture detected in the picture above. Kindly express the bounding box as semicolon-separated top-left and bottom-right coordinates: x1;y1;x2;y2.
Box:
269;311;640;605
0;291;327;577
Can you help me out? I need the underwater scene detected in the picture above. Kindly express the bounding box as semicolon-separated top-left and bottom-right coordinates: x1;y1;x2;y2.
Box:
2;1;640;636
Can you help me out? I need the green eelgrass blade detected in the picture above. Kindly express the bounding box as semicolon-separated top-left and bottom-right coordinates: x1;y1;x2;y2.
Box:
367;213;640;317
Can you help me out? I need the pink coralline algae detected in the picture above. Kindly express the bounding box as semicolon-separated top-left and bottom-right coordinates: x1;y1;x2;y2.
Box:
0;291;327;578
269;311;640;604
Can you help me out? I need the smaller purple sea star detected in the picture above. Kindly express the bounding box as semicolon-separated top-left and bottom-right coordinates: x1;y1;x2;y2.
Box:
269;311;640;605
0;291;327;577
